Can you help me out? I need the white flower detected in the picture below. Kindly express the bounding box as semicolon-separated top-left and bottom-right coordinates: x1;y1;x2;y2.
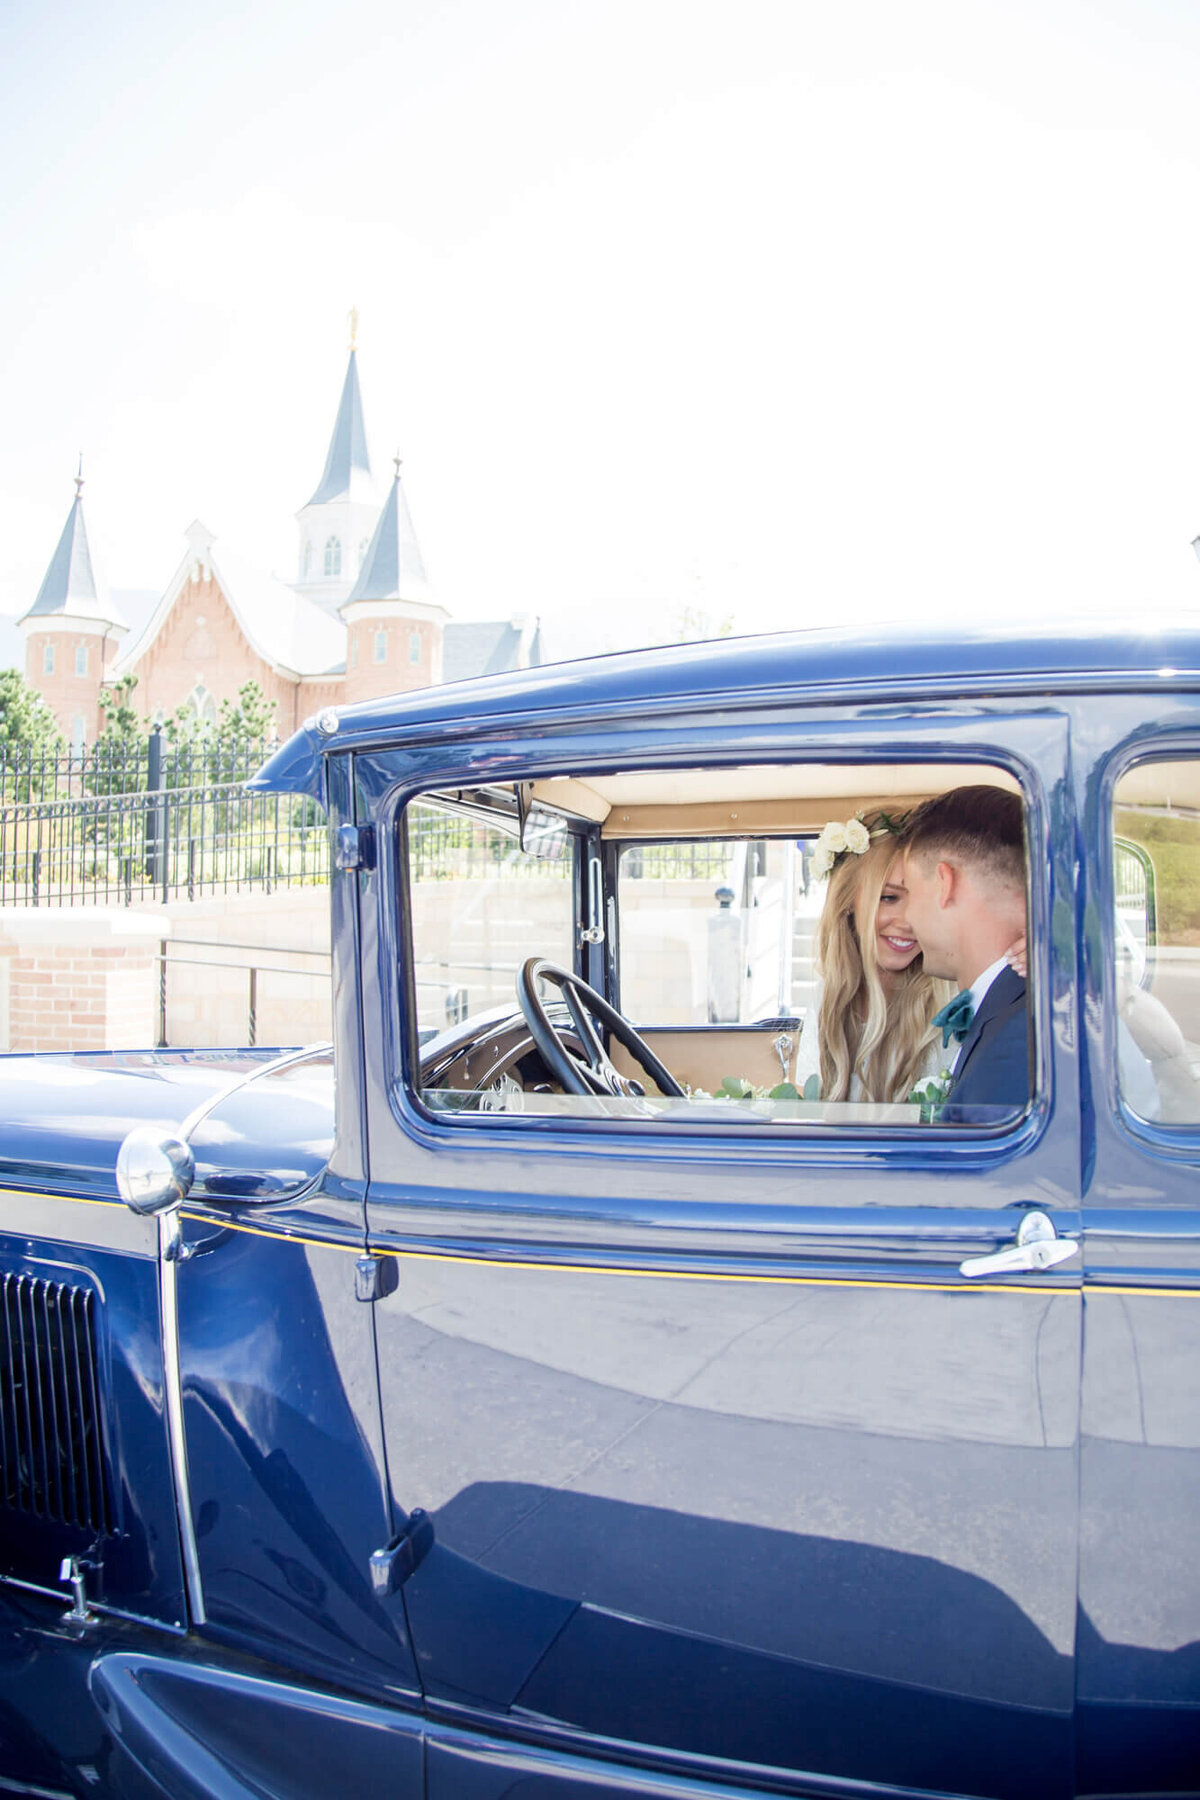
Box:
811;844;834;880
843;817;870;854
822;822;848;854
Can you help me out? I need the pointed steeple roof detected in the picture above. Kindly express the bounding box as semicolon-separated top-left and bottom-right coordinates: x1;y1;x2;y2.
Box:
20;463;127;629
307;347;373;506
344;456;430;605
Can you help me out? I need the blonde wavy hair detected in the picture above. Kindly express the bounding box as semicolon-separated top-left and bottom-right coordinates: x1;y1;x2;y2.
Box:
813;821;949;1103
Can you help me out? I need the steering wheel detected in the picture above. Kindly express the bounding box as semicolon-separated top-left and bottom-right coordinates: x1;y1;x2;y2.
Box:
517;959;685;1100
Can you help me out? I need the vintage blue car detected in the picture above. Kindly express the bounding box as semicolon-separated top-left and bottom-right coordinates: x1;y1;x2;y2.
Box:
2;623;1198;1799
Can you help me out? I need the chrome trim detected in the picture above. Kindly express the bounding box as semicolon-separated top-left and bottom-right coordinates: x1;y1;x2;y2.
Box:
960;1209;1080;1279
152;1044;333;1628
176;1043;334;1144
0;1571;185;1634
159;1210;205;1624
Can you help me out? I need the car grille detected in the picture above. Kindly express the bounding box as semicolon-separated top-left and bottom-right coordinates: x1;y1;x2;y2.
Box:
0;1273;111;1533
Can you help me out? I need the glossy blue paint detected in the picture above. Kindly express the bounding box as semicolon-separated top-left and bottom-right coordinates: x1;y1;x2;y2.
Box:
351;693;1082;1797
172;1199;420;1701
91;1649;424;1799
252;620;1200;798
4;630;1200;1797
0;1047;288;1197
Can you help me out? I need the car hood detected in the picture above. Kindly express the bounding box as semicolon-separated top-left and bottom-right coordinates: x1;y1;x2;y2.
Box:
0;1047;335;1202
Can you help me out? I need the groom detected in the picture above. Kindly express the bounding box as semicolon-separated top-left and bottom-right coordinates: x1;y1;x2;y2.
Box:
897;785;1030;1113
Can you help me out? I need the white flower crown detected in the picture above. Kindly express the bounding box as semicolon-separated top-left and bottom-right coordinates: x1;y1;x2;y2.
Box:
809;813;896;881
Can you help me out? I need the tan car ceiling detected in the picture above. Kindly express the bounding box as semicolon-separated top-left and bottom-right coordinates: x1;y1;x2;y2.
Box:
530;763;1018;838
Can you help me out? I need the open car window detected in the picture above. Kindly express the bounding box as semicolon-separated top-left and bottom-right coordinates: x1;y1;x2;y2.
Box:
404;760;1033;1132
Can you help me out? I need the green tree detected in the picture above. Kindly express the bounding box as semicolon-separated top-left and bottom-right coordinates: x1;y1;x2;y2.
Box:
91;673;149;795
0;667;64;752
0;667;64;801
217;680;277;747
212;681;277;781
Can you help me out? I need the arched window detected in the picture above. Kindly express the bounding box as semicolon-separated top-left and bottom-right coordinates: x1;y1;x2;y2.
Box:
373;629;388;665
183;683;218;727
75;643;89;677
43;642;55;676
324;537;342;578
409;630;421;665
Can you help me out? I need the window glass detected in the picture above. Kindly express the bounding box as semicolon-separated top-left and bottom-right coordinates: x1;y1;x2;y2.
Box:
43;642;54;675
74;643;88;676
406;763;1029;1133
324;536;341;578
374;629;388;664
1112;760;1200;1124
618;839;803;1025
408;798;575;1042
409;630;421;665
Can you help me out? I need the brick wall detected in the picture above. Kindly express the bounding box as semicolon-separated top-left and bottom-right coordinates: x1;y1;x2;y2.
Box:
342;614;443;705
0;911;168;1052
24;623;120;742
130;571;297;729
0;895;332;1055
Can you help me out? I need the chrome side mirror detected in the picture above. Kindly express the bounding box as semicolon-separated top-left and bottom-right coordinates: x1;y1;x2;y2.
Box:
116;1127;195;1216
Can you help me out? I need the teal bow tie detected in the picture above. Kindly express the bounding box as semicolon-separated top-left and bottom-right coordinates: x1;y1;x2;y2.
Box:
932;990;975;1048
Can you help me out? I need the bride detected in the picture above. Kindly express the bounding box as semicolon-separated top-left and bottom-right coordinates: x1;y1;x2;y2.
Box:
794;814;951;1103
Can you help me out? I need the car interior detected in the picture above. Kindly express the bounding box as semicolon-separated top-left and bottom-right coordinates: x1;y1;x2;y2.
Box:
402;753;1198;1129
407;760;1023;1127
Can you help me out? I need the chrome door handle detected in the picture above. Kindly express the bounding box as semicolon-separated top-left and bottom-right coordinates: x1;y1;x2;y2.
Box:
960;1210;1079;1279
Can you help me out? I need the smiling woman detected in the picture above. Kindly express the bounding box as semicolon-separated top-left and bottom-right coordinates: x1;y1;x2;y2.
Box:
794;811;954;1106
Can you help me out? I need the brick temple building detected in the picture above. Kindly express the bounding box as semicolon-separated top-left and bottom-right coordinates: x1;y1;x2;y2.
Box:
19;334;542;744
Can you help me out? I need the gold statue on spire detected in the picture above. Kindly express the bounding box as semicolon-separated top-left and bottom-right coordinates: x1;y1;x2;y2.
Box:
348;306;359;352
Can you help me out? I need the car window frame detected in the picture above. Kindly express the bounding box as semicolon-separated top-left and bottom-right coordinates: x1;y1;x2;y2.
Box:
359;713;1057;1171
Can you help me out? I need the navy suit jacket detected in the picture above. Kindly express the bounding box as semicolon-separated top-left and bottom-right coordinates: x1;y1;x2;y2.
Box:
942;966;1030;1120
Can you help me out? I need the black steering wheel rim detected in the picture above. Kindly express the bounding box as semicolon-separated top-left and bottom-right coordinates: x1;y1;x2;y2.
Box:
517;958;685;1100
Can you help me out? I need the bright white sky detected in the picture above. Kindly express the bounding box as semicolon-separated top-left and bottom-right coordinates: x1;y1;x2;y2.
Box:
3;0;1200;661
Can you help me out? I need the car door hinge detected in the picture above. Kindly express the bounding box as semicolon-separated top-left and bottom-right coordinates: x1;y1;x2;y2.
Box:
355;1254;398;1302
335;824;376;872
369;1509;435;1596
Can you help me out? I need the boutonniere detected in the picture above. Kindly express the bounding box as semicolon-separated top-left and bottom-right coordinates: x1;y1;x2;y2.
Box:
907;1069;953;1123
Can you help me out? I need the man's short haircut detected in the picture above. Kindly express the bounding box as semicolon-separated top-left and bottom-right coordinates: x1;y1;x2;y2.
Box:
902;784;1026;893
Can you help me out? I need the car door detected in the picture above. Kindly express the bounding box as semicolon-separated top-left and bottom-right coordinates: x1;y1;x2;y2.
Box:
1075;700;1200;1793
357;702;1084;1800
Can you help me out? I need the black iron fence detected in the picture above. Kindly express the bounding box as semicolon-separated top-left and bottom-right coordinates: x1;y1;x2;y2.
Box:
1;742;761;909
0;733;327;907
0;735;271;804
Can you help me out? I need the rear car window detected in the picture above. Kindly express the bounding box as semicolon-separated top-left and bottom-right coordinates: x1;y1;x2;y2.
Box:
1112;759;1200;1125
